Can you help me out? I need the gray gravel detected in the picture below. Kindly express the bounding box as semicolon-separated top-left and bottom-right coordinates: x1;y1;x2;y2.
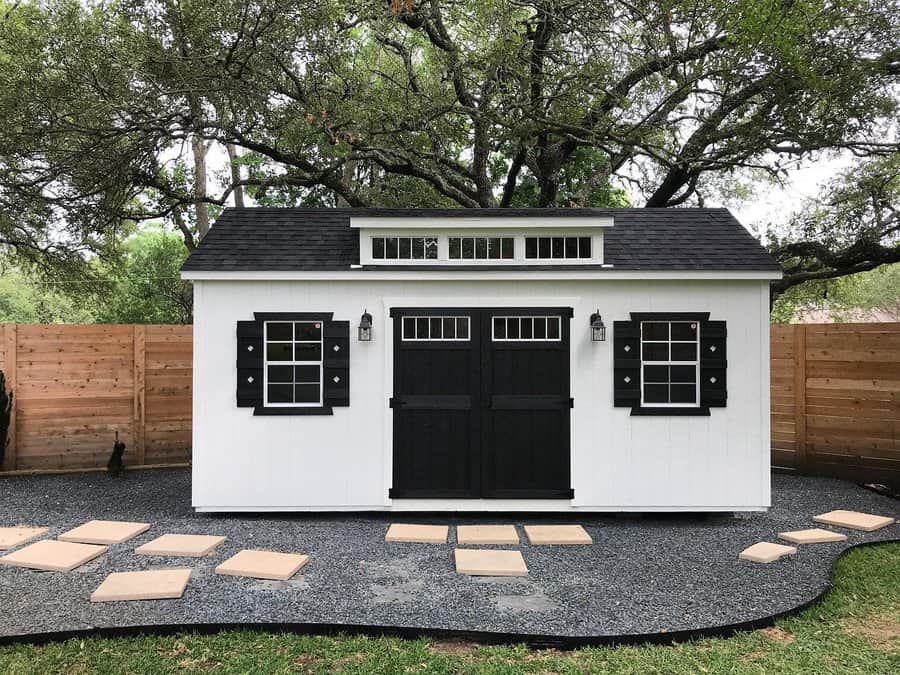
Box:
0;470;897;644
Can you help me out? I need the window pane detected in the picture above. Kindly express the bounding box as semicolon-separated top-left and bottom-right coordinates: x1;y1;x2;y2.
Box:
670;365;697;383
671;322;698;341
501;238;514;259
578;237;591;258
670;384;697;404
520;317;533;339
525;237;537;259
442;317;456;339
294;383;320;403
551;237;564;258
643;365;669;382
267;365;294;382
402;317;415;339
386;237;398;259
425;237;438;259
671;343;697;361
294;343;322;361
642;342;669;361
449;238;461;259
372;237;385;259
430;317;443;338
547;317;560;339
642;322;669;340
399;237;411;259
294;365;320;382
456;317;469;339
493;317;506;339
533;317;546;339
266;343;293;361
462;238;474;259
416;317;429;338
565;237;578;258
267;383;293;403
539;237;551;258
643;384;669;403
507;318;520;339
486;238;498;259
475;237;487;259
411;238;424;259
267;322;292;341
295;322;321;340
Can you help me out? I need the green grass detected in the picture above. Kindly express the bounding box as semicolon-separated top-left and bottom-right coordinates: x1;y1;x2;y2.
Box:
2;543;898;674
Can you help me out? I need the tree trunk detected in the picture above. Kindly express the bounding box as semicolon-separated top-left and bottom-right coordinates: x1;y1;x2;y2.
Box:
192;136;210;238
336;159;357;207
226;143;245;208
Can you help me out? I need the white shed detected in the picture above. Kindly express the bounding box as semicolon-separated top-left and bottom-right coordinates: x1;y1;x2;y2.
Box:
181;208;782;513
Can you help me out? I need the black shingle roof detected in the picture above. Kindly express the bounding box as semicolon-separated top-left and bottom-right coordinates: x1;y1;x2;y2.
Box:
181;208;780;272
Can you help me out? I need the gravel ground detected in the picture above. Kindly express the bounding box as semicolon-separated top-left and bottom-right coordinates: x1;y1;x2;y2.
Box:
0;470;897;645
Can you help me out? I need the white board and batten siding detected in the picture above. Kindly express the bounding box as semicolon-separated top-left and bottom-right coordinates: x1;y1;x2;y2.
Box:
191;277;771;512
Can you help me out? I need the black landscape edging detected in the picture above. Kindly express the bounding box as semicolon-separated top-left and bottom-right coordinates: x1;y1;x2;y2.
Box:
2;539;897;651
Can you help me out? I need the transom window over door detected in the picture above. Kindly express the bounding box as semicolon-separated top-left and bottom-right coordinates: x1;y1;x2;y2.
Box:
401;315;471;341
640;321;699;406
492;316;561;341
264;321;323;406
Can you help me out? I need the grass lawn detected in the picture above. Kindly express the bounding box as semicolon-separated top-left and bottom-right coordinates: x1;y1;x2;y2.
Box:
1;543;898;674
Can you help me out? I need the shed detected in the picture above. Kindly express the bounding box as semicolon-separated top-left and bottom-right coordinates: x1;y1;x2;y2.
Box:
181;208;782;512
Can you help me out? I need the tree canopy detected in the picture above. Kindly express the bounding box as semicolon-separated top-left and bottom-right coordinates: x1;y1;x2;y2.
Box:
0;0;897;293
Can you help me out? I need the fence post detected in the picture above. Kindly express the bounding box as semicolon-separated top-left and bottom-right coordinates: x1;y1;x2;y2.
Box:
793;324;807;473
2;324;16;471
133;325;146;466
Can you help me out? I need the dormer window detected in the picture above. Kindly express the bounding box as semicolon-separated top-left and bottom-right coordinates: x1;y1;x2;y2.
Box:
449;236;514;260
525;236;591;260
372;236;438;260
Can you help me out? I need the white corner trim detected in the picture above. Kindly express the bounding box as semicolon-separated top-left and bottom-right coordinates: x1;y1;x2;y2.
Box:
182;269;783;281
350;216;615;229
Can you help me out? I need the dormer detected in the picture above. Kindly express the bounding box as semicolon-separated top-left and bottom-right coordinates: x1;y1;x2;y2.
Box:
352;214;614;266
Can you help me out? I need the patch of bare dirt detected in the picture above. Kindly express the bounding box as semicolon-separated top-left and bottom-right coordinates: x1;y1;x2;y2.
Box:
845;614;900;650
758;626;796;644
428;638;477;655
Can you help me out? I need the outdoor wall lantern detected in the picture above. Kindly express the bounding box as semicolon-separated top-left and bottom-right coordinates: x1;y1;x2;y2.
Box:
590;310;607;342
358;310;373;341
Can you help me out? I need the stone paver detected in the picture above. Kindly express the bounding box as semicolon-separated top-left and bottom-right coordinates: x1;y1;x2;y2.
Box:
0;539;107;572
135;534;226;557
778;528;847;545
454;548;528;576
739;542;797;563
0;526;48;551
813;510;895;532
58;520;151;545
524;524;592;545
457;525;519;545
216;549;310;581
385;524;448;544
91;569;192;602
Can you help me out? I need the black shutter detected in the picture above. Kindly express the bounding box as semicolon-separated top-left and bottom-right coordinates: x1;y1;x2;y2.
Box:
613;320;640;407
323;320;350;407
700;320;727;407
236;320;263;407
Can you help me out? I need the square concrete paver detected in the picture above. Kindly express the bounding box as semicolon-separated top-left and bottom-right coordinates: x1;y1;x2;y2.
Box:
91;569;192;602
813;510;895;532
385;524;448;544
134;534;226;557
457;525;520;546
739;542;797;563
0;539;107;572
524;524;593;545
0;526;49;551
454;548;528;576
58;520;151;545
216;549;310;581
779;528;848;545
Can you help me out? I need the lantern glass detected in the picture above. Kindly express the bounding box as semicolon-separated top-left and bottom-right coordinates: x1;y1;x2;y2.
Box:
590;312;606;342
358;311;373;341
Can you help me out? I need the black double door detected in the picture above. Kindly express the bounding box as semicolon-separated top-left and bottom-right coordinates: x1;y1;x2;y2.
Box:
390;308;572;499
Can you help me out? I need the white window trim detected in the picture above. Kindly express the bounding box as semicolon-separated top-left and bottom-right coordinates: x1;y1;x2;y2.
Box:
262;320;324;408
401;316;471;342
491;315;562;342
639;321;701;408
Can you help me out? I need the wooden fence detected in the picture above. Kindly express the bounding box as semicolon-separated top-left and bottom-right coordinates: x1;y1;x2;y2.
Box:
0;324;191;472
771;323;900;486
0;323;897;484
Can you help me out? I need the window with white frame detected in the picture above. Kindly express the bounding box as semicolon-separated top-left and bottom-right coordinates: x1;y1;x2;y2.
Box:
524;236;591;259
448;236;514;260
401;316;470;341
640;320;699;406
263;321;323;406
372;236;438;260
492;316;561;341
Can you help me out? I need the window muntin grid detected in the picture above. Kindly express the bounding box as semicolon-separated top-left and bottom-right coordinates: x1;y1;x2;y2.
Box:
492;316;561;342
263;321;323;407
524;236;591;260
401;316;471;341
372;236;438;260
448;237;514;260
639;320;699;407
